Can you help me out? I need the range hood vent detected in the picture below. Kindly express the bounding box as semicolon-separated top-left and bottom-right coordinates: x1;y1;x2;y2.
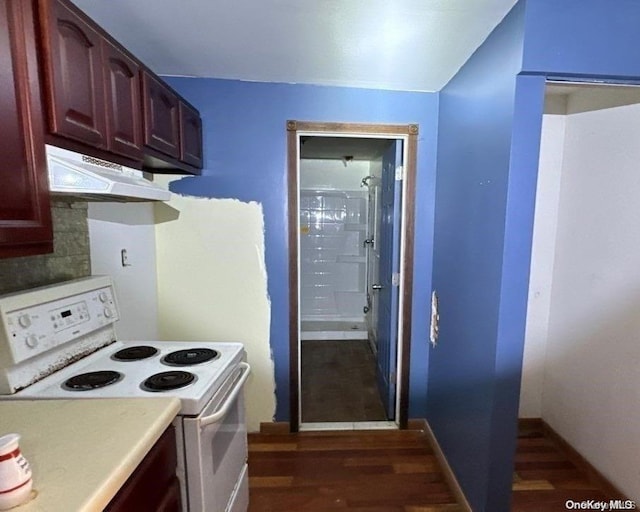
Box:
46;145;171;202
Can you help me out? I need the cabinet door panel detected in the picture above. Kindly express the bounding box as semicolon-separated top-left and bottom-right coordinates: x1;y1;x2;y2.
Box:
0;0;52;257
105;428;181;512
41;0;107;147
179;102;203;169
103;40;142;160
142;71;180;159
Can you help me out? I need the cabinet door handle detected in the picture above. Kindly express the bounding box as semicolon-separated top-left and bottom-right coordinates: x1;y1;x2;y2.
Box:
372;284;383;290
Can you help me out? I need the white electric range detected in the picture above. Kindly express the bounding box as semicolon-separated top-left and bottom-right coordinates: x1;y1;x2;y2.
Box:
0;276;250;512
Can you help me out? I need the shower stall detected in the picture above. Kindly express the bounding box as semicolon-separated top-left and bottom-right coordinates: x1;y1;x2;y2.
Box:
299;189;368;339
298;149;383;341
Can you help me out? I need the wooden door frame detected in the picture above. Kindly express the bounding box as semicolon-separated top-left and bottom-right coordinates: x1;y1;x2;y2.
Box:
287;120;419;432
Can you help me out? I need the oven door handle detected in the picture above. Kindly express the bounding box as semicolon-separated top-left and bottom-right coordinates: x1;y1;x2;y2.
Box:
199;362;251;428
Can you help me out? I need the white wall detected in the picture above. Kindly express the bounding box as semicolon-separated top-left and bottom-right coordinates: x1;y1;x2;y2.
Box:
523;101;640;500
519;114;565;417
88;203;159;340
300;159;371;191
153;185;275;432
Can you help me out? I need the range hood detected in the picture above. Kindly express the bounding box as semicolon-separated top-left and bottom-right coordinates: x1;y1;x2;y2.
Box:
46;145;171;202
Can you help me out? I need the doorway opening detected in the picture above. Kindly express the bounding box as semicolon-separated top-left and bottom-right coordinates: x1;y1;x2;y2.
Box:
518;80;640;500
287;121;418;432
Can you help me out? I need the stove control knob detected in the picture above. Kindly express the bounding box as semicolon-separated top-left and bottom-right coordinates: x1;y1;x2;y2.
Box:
98;291;109;303
18;314;31;328
25;334;38;349
103;307;113;318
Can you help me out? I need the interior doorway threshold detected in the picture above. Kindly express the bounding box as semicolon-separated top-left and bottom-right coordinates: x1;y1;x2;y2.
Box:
299;421;397;431
300;321;368;340
301;331;369;340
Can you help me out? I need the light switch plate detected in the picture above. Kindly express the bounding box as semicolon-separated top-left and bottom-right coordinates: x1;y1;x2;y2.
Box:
430;290;439;347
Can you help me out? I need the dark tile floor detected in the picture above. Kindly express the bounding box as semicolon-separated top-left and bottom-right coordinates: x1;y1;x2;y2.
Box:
300;339;388;423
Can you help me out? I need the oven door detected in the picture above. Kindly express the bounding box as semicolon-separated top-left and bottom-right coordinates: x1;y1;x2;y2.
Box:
181;362;250;512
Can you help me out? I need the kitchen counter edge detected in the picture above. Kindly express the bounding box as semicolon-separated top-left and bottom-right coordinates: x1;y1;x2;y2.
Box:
0;397;181;512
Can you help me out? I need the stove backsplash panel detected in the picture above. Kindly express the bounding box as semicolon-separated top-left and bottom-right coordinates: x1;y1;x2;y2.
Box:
0;202;91;295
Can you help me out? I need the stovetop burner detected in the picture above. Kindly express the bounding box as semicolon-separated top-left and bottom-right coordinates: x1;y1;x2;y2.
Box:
162;348;219;366
112;345;159;361
63;371;123;391
2;335;244;414
142;371;196;392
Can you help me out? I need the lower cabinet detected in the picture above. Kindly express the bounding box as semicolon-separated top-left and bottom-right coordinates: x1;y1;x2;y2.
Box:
105;427;182;512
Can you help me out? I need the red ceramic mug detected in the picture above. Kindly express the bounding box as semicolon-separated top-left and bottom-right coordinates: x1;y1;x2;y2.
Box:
0;434;32;510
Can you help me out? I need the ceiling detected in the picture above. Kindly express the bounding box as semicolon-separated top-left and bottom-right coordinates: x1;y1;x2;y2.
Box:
71;0;517;92
545;82;640;115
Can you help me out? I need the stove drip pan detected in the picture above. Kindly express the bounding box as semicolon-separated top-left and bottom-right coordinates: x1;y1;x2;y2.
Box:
142;371;196;392
162;348;219;366
63;371;123;391
112;345;159;361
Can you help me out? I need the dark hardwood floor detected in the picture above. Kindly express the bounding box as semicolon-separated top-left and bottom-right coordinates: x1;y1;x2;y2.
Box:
248;422;623;511
301;339;387;423
248;429;461;512
511;422;620;512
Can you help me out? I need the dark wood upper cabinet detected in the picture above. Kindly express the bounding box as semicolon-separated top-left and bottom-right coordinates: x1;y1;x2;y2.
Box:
0;0;53;258
36;0;202;173
102;39;143;160
142;71;180;159
39;0;107;148
179;102;203;168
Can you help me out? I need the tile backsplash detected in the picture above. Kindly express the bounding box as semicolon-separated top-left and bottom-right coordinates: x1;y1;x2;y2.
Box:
0;201;91;295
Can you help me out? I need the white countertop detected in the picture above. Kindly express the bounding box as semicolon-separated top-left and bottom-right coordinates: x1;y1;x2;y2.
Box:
0;398;180;512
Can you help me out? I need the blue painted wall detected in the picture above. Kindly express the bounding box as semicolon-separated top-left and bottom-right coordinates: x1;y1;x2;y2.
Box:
160;1;640;506
162;77;439;421
523;0;640;80
428;3;526;510
430;0;640;510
